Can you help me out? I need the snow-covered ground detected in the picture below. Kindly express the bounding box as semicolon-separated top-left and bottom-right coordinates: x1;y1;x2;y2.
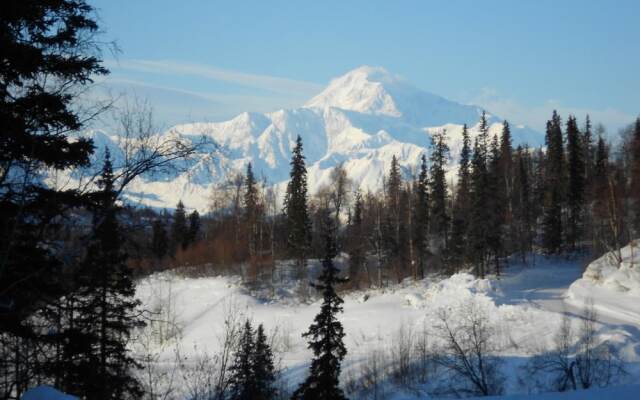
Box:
566;240;640;325
133;248;640;399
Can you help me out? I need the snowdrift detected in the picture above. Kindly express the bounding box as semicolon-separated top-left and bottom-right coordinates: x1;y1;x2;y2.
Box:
566;240;640;324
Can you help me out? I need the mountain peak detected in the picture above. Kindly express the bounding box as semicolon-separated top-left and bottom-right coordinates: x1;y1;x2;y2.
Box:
304;65;406;117
304;66;485;127
335;65;400;83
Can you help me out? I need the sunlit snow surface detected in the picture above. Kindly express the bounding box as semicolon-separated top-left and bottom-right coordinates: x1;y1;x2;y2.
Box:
133;250;640;399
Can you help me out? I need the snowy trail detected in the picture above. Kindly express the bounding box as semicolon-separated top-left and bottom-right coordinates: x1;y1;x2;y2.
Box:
491;255;640;326
490;256;591;322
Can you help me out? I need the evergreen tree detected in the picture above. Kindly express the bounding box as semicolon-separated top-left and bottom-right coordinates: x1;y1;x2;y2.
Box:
0;2;107;393
252;324;277;400
151;219;169;259
542;111;565;254
387;155;403;206
229;321;257;400
383;155;403;280
429;130;450;253
244;162;260;257
469;113;491;277
583;115;595;185
413;155;430;278
66;150;143;399
566;115;586;250
532;148;547;237
592;136;610;253
283;136;312;276
293;211;347;400
171;201;188;251
498;121;514;255
450;124;472;270
581;115;596;249
488;135;504;275
187;210;201;246
228;321;277;400
396;185;412;280
346;192;367;288
513;146;534;262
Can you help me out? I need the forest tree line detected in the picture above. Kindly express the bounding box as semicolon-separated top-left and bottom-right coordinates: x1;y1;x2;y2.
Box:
144;111;640;287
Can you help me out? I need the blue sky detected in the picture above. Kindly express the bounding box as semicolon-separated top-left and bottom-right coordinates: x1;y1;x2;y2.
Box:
92;0;639;132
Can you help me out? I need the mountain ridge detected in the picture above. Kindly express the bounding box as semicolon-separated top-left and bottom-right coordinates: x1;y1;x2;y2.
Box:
71;66;544;211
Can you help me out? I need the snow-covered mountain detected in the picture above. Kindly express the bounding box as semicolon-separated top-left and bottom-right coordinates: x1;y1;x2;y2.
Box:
80;66;544;211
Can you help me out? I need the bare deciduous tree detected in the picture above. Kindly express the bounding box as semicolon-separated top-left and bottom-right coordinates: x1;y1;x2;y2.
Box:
523;302;626;393
433;300;505;397
109;97;211;197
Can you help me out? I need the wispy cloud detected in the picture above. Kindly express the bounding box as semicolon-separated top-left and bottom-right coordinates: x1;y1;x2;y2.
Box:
470;87;636;134
104;59;323;96
89;74;312;126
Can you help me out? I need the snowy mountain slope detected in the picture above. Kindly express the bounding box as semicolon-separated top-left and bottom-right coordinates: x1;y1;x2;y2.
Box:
79;66;544;211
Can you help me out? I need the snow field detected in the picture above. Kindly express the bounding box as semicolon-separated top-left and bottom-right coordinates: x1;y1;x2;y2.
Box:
132;251;640;399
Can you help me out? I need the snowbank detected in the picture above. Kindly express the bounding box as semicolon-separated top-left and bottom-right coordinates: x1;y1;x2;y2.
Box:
566;240;640;324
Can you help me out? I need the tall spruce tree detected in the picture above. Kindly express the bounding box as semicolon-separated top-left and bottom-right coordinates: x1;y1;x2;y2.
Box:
488;135;504;275
566;115;585;251
583;115;595;186
244;162;260;258
581;115;596;248
293;211;347;400
387;155;402;240
592;136;610;252
383;155;403;279
469;113;491;277
532;148;547;237
66;150;143;399
284;136;312;276
228;321;276;400
513;145;533;262
498;120;514;256
171;201;188;251
429;130;450;254
187;210;201;246
252;324;277;400
413;154;430;278
397;185;412;280
346;192;366;288
542;111;565;254
450;124;472;270
151;219;169;259
0;2;107;393
229;321;257;400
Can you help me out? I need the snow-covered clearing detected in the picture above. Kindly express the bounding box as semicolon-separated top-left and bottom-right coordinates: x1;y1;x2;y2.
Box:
133;248;640;399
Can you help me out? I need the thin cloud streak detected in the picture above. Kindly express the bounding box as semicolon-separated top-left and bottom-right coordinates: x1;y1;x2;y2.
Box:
90;75;310;125
104;59;323;96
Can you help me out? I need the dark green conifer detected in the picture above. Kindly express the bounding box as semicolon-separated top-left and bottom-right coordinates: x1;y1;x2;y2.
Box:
293;211;347;400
